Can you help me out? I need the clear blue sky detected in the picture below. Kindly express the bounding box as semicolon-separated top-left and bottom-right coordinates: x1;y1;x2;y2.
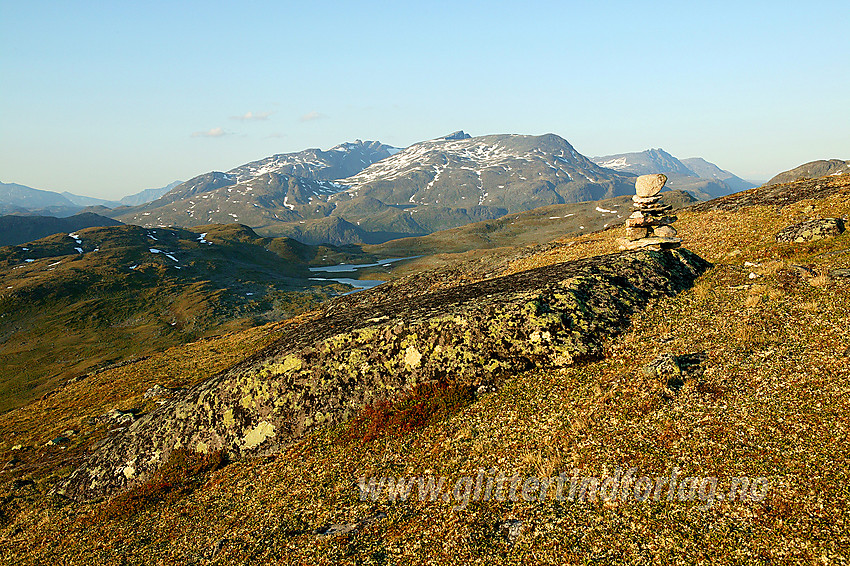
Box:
2;1;848;198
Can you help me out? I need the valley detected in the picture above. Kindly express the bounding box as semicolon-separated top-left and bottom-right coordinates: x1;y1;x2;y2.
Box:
0;223;372;413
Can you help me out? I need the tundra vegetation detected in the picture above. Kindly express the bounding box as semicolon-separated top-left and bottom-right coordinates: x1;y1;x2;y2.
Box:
0;175;848;564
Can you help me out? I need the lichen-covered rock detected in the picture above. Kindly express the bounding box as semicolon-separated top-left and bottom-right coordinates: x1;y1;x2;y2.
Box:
59;249;710;502
642;352;707;391
775;218;845;243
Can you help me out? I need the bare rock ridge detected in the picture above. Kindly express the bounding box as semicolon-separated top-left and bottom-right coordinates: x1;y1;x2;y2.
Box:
60;248;711;502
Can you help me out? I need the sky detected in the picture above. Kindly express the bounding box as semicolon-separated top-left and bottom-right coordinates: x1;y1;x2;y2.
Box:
1;1;848;199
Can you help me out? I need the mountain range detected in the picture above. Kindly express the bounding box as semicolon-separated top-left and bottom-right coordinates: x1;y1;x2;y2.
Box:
0;182;80;216
5;134;817;250
591;148;755;198
0;180;182;216
113;133;639;244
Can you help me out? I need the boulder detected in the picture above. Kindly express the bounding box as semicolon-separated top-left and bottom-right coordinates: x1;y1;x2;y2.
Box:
626;226;649;239
635;174;668;197
653;225;678;238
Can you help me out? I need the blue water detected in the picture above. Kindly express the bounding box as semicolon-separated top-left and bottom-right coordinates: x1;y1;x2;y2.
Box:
309;276;385;293
308;256;419;293
308;256;420;274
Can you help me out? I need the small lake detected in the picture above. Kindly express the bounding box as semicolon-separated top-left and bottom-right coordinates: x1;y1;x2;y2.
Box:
308;256;419;293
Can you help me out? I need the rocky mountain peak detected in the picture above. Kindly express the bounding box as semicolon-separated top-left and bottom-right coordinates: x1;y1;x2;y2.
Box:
442;130;472;140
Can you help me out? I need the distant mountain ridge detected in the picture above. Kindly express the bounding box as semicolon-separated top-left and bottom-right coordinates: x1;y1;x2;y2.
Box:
117;132;636;244
119;181;183;206
0;182;79;216
228;140;400;182
60;192;121;209
767;159;850;185
0;212;123;246
1;180;184;215
592;148;754;198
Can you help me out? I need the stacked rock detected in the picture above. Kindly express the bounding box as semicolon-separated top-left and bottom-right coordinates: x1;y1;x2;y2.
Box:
617;173;682;250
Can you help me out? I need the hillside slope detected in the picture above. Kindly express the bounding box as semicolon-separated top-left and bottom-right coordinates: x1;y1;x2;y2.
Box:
2;174;849;564
365;190;696;262
61;247;711;501
0;224;364;413
766;158;850;185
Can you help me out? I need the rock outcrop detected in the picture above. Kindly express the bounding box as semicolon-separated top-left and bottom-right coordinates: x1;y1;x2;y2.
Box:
775;218;845;243
60;248;710;502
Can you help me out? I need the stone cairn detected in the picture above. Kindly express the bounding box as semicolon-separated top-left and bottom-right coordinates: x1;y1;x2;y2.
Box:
617;173;682;250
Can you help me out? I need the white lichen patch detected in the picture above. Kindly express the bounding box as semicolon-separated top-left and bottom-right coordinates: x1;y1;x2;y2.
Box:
241;421;276;449
404;345;422;368
121;460;137;479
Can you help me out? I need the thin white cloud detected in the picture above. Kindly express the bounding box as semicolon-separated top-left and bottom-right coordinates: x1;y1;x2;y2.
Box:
191;127;227;138
300;111;326;122
231;111;272;121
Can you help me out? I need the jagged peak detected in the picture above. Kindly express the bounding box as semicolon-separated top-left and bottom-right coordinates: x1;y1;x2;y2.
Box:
441;130;471;140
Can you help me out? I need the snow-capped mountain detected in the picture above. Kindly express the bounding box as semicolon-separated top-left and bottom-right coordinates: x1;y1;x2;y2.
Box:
118;139;397;216
592;149;753;198
115;133;636;244
228;140;401;182
114;140;399;234
594;148;695;177
116;172;350;233
336;132;633;212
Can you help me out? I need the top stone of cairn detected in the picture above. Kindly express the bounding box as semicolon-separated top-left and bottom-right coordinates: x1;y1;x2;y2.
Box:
635;173;667;198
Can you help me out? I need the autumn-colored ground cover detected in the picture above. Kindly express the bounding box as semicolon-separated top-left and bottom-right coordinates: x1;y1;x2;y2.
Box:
1;177;849;564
